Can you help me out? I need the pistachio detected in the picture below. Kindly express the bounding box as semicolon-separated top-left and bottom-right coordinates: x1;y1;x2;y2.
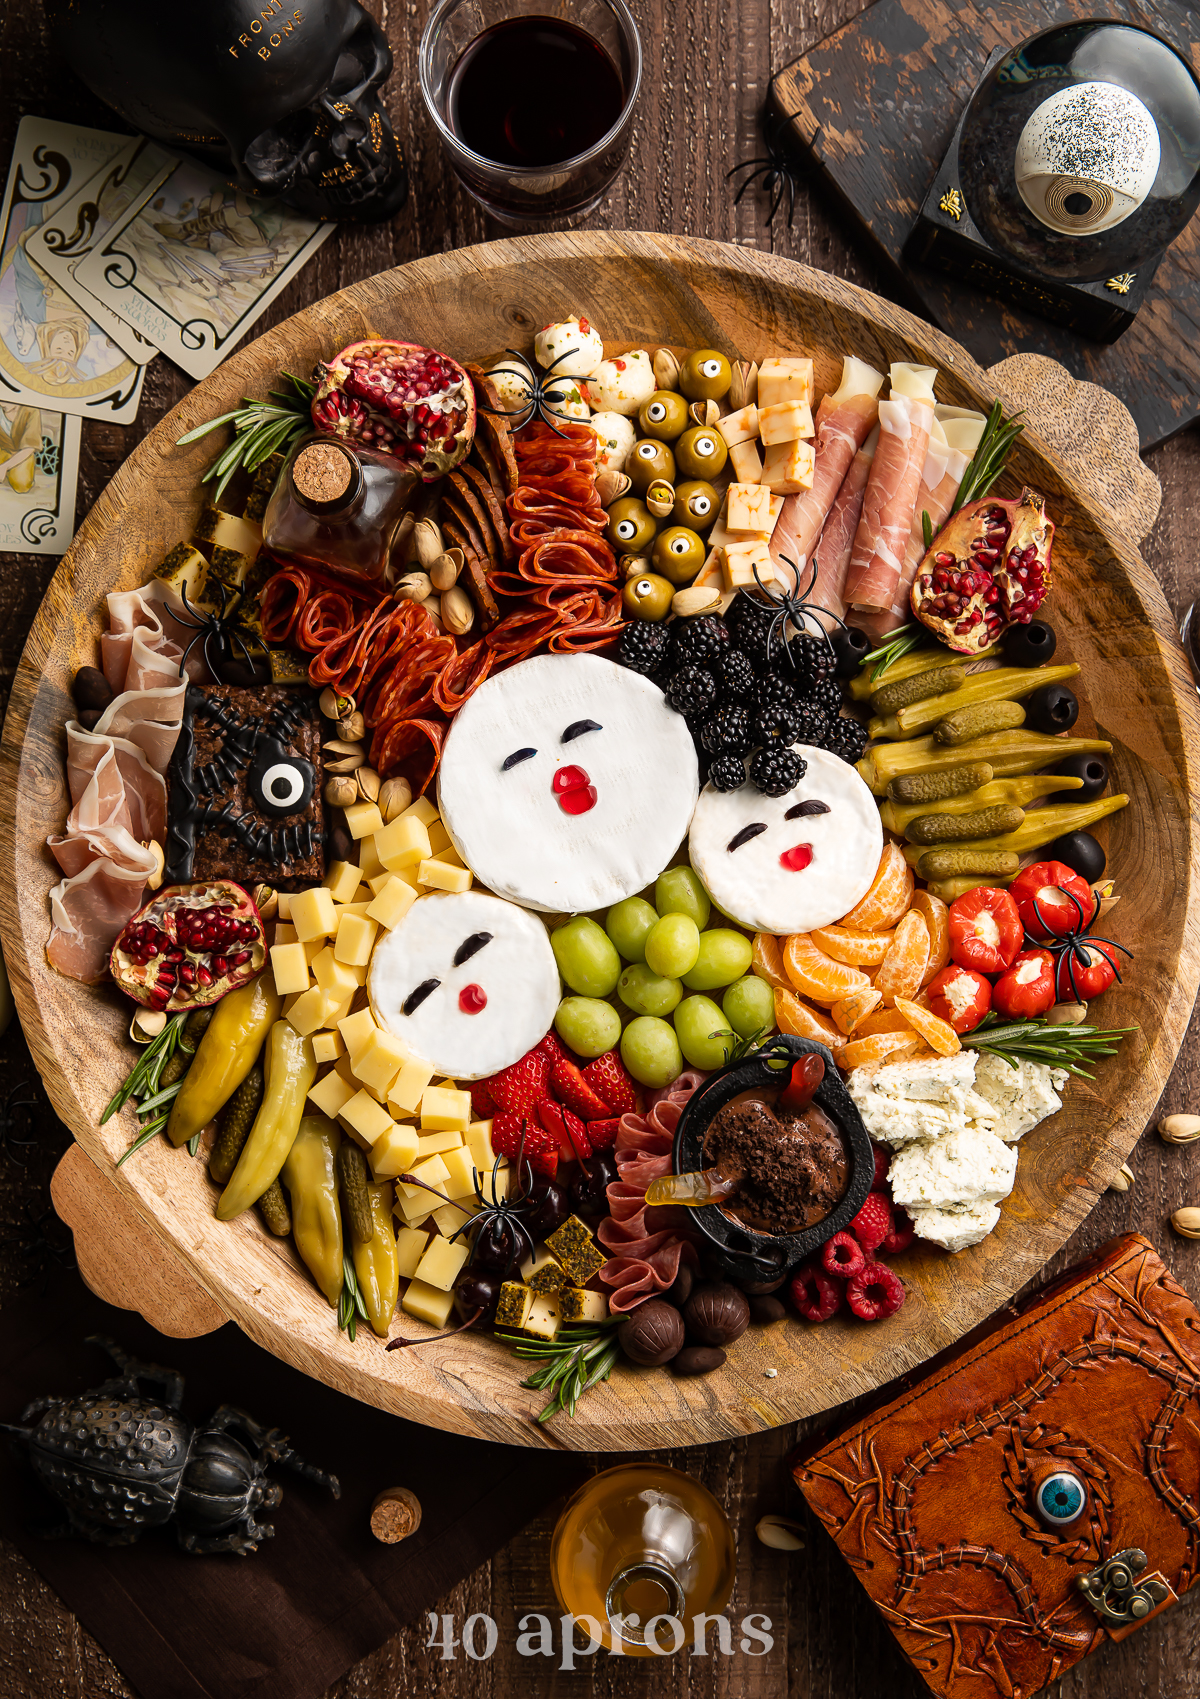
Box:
1160;1114;1200;1145
378;776;413;823
323;739;366;774
336;710;366;742
673;585;722;618
324;774;359;808
392;511;416;558
1170;1207;1200;1239
425;595;443;629
409;517;444;570
620;553;652;580
142;838;165;891
645;479;675;519
1045;1001;1088;1025
441;585;474;636
318;687;355;720
356;766;381;803
687;398;721;428
730;359;759;411
1107;1162;1135;1192
755;1515;806;1552
396;571;433;603
252;883;279;922
430;549;463;592
130;1007;168;1044
652;347;680;390
595;469;632;508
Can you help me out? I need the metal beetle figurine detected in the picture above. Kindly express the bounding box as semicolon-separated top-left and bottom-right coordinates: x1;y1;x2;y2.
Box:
2;1337;339;1554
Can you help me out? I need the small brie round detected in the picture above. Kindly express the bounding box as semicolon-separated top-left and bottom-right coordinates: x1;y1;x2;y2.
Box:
534;317;604;376
688;745;882;934
368;890;560;1080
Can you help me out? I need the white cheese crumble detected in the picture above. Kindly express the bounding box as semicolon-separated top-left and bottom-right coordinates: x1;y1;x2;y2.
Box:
906;1201;1001;1254
888;1127;1017;1212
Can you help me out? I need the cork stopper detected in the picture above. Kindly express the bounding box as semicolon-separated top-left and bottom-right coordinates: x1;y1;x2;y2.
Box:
369;1485;422;1544
292;440;357;509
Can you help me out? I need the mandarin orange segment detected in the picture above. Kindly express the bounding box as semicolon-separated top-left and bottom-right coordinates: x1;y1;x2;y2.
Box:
752;932;792;990
854;1006;916;1037
839;1031;925;1070
783;933;872;1007
893;996;961;1057
832;985;883;1035
912;890;950;987
774;987;846;1050
839;841;915;931
810;924;895;966
874;910;930;1007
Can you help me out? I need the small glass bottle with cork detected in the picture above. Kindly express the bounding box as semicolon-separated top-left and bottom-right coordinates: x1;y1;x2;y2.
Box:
262;437;417;586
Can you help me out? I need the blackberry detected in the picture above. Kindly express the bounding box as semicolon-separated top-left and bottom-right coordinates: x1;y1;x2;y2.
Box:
810;673;845;716
750;746;806;797
788;701;829;745
753;701;803;745
775;632;833;694
727;594;778;667
619;621;672;678
748;672;795;713
709;753;748;792
713;647;756;703
665;665;717;716
824;714;870;762
700;704;755;757
671;614;729;668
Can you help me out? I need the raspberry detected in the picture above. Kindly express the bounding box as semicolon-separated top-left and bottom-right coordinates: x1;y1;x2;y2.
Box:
788;1263;843;1323
845;1262;906;1321
871;1144;891;1192
821;1231;865;1279
585;1117;620;1150
850;1191;892;1253
880;1208;916;1255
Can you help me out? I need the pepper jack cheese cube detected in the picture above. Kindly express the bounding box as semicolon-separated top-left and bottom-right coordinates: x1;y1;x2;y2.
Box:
757;355;814;408
367;875;419;930
343;801;384;840
716;403;759;446
323;860;363;905
337;1006;378;1059
375;814;432;871
520;1247;566;1294
523;1293;562;1342
546;1215;607;1285
416;1127;464;1158
728;439;763;483
401;1279;455;1329
369;1121;420;1179
761;438;817;495
420;1085;472;1131
287;984;337;1037
308;1069;356;1120
440;1144;477;1199
413;1235;470;1292
495;1282;534;1330
340;1089;396;1147
388;1057;436;1116
311;1030;345;1066
270;941;310;996
310;947;359;1001
726;482;776;534
418;858;472;893
397;1153;449;1199
334;911;379;967
394;1227;431;1280
290;886;338;942
560;1287;610;1324
721;537;774;593
758;399;814;445
353;1028;409;1094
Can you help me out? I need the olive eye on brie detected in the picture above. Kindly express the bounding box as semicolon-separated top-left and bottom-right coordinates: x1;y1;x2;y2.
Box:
248;753;315;817
502;747;537;770
561;719;602;742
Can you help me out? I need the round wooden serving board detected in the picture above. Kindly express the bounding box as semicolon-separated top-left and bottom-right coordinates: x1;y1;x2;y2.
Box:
2;232;1198;1451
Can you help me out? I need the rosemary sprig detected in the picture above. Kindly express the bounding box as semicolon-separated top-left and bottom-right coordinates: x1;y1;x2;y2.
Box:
498;1320;623;1423
338;1254;369;1342
176;372;315;506
961;1013;1138;1079
950;399;1025;515
101;1014;184;1124
858;622;927;683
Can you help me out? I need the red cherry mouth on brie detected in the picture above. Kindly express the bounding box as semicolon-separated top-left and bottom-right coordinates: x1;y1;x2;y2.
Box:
552;764;597;815
780;843;814;873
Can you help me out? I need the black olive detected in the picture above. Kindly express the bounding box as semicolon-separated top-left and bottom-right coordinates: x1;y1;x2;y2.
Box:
748;1295;788;1324
1025;682;1078;734
832;625;872;678
1052;753;1109;801
670;1345;727;1376
682;1282;751;1346
1001;620;1056;668
1044;830;1106;883
72;664;114;713
618;1299;685;1366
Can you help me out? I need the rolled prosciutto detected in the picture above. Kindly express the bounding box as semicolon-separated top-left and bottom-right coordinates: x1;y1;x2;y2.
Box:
810;423;879;606
843;363;937;614
769;356;884;586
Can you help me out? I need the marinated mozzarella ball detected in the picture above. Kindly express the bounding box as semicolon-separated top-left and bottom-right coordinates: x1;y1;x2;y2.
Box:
591;410;637;472
485;359;534;417
583;350;655;416
534;315;604;376
542;372;591;422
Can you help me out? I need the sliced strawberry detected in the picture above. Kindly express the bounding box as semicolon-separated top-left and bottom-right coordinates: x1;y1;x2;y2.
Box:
550;1055;613;1121
470;1077;497;1119
537;1099;592;1160
581;1049;637;1116
491;1111;558;1177
489;1047;551;1116
536;1030;569;1065
585;1117;620;1151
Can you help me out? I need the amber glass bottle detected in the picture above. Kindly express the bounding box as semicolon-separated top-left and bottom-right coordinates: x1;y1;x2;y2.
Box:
262;436;416;586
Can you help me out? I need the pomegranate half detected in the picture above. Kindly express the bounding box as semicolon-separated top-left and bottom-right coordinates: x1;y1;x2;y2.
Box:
910;487;1055;655
310;339;475;480
110;880;267;1012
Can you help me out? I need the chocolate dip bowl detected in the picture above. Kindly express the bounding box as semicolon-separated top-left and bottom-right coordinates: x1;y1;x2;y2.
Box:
671;1035;873;1286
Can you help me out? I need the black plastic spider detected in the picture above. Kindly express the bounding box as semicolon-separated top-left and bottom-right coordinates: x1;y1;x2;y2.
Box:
738;554;850;667
476;347;589;440
0;1202;75;1293
1026;887;1132;1002
173;580;271;685
727;111;804;227
0;1079;46;1167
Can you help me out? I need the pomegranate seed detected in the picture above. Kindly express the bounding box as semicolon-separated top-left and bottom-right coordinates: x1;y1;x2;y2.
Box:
955;619;974;634
933;571;949;590
212;957;228;975
198;967;213;986
934;552;954;566
974;548;998;565
984;587;1000;604
970;610;983;625
180;963;196;986
231;951;252;967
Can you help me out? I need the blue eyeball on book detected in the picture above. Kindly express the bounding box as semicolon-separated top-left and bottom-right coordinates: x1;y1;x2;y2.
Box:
1036;1469;1086;1527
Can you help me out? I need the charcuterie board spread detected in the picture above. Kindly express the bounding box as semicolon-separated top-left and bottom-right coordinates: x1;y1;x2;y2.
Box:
3;236;1197;1449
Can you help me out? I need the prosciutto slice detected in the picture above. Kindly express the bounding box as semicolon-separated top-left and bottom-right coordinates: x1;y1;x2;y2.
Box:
843;363;937;614
597;1073;706;1312
811;423;878;604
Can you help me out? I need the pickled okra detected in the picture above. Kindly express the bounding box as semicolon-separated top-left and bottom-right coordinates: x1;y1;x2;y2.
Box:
869;664;1081;741
904;793;1129;871
848;642;1000;701
858;732;1112;794
879;773;1083;835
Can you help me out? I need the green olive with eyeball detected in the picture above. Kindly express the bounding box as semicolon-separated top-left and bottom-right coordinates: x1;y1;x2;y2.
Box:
606;497;657;554
626;437;676;494
674;425;728;481
622;572;675;620
678;349;733;403
638;390;689;441
673;480;719;532
651;526;707;585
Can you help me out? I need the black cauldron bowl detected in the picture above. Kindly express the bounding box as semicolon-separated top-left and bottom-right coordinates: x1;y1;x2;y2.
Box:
671;1034;873;1287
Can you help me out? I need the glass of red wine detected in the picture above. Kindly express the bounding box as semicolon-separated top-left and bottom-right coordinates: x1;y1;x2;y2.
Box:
419;0;642;224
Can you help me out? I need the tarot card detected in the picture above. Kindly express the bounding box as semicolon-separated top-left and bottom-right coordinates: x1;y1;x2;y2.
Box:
0;117;146;424
26;137;177;365
0;403;82;556
77;156;333;380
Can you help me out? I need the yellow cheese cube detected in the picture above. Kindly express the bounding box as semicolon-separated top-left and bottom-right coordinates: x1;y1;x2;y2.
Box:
369;1121;420;1180
479;1162;512;1204
394;1184;435;1225
761;437;817;495
758;399;814;445
273;921;298;945
523;1293;562;1341
311;1030;345;1065
395;1227;431;1279
413;1236;470;1292
431;1199;475;1238
466;1119;495;1173
357;835;383;879
302;937;325;966
397;1153;449;1200
388;1056;436;1116
728;439;763;483
437;843;466;869
726;482;777;534
425;819;452;855
323;860;362;905
717;403;759;446
334;900;373;920
401;1279;454;1328
757;355;815;408
375;814;431;871
286;985;336;1037
343;801;384;840
440;1144;477;1199
311;947;359;1000
337;1006;378;1058
340;1089;395;1146
334;911;379;966
417;1128;464;1157
721;538;774;593
290;886;337;942
352;1028;409;1094
281;992;302;1017
418;858;471;893
400;795;439;827
308;1068;356;1119
366;876;419;930
270;941;310;996
420;1085;472;1132
561;1287;610;1324
325;993;356;1031
274;892;292;920
366;870;395;896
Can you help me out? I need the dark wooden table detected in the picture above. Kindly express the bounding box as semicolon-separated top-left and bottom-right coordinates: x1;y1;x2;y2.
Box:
3;3;1199;1696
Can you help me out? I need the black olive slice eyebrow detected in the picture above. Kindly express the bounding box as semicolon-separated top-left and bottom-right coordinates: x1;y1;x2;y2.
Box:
454;931;493;966
785;800;831;819
502;748;537;770
402;978;440;1015
727;823;768;851
562;719;602;742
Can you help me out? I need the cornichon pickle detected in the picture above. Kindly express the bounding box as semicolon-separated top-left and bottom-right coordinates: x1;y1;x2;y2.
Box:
935;700;1027;745
208;1064;264;1186
159;1046;192;1089
181;1007;214;1051
918;847;1022;879
870;664;966;715
894;663;1081;737
336;1140;375;1245
925;874;1016;902
848;643;1000;702
907;804;1026;844
257;1178;292;1237
887;762;994;803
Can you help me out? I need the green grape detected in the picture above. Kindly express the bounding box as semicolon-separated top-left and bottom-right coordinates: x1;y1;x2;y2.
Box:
605;896;659;963
550;916;621;997
620;1016;683;1088
555;996;622;1059
723;975;775;1039
644;912;701;978
680;928;754;991
673;995;734;1070
654;866;711;930
617;962;683;1017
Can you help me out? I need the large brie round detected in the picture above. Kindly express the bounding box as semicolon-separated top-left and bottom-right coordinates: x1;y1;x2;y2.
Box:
437;653;699;914
368;891;560;1079
688;745;882;935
